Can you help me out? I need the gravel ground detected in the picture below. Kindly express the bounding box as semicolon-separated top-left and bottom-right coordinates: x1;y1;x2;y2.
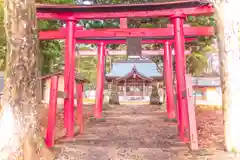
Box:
55;105;186;160
52;105;240;160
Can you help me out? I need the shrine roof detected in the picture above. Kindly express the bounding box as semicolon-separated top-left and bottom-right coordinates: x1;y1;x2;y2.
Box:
36;0;209;13
106;59;162;79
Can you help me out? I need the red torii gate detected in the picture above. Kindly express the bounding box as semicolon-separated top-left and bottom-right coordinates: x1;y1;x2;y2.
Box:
39;26;213;39
37;0;214;150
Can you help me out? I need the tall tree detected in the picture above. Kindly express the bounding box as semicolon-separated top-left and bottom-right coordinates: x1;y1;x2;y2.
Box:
213;0;240;152
0;0;6;70
0;0;4;43
2;0;53;159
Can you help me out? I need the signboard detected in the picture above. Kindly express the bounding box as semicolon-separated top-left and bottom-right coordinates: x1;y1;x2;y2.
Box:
186;74;198;150
127;38;142;56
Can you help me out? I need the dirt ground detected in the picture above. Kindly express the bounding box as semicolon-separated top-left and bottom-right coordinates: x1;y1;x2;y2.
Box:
38;104;240;160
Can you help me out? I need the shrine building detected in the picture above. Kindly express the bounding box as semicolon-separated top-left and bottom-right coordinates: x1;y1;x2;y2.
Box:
105;58;163;103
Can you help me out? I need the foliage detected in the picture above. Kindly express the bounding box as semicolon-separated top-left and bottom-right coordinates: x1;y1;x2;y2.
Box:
187;51;208;76
37;0;73;74
146;16;215;76
76;56;98;85
185;16;216;76
150;85;160;105
39;38;63;74
76;55;126;86
0;0;73;73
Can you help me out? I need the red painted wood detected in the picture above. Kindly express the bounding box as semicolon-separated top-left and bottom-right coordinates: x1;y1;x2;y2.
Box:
167;24;191;28
66;19;77;138
171;14;186;142
75;38;196;44
36;6;214;20
186;74;199;150
38;27;214;40
77;49;191;56
76;83;84;134
183;54;190;137
64;22;70;129
94;42;106;118
46;76;59;147
163;41;175;119
120;18;128;28
36;1;210;10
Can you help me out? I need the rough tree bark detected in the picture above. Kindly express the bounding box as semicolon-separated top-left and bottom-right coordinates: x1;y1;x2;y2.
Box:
2;0;54;159
214;0;240;152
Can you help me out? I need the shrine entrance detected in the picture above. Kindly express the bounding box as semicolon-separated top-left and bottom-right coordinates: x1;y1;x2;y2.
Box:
106;59;162;103
37;1;215;150
126;83;144;97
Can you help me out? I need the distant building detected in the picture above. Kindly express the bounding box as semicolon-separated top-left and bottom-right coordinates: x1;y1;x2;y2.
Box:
105;59;163;103
192;76;221;106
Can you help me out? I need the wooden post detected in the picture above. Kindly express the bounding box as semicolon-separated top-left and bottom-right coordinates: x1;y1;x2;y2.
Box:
64;21;70;129
66;18;77;138
143;81;145;98
94;42;106;118
163;41;175;119
76;83;84;134
124;79;127;97
46;76;59;147
171;14;188;141
120;18;128;28
186;74;198;150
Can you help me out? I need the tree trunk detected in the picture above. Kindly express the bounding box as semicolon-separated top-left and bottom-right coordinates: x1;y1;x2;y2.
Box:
215;0;240;152
1;0;54;159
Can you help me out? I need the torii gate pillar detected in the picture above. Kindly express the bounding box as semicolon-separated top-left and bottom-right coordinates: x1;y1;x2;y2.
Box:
163;41;175;119
64;18;77;138
94;42;106;118
171;14;189;141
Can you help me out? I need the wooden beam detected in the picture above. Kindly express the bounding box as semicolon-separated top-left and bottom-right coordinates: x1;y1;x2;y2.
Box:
39;27;214;40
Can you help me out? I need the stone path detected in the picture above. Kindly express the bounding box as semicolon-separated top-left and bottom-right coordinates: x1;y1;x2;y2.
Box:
55;105;186;160
54;105;240;160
